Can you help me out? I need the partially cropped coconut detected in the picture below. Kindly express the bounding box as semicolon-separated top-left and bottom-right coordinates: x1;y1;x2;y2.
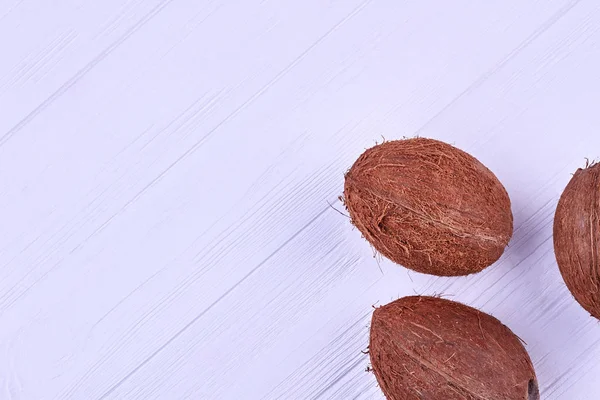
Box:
344;138;513;276
554;162;600;319
369;296;539;400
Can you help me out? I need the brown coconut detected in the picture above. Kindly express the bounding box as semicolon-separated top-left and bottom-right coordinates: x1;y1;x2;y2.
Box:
554;162;600;319
369;296;539;400
344;138;513;276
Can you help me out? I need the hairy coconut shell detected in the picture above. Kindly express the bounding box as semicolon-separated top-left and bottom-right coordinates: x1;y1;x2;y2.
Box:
370;296;539;400
344;138;513;276
554;162;600;319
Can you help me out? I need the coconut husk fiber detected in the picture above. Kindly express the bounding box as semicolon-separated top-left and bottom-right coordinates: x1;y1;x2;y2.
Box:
369;296;539;400
344;138;513;276
554;162;600;319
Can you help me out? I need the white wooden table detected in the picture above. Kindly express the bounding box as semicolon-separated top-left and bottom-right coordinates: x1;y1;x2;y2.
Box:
1;1;599;399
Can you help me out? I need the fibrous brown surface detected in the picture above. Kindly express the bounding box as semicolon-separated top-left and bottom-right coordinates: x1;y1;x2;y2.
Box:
554;162;600;319
344;138;513;276
369;296;539;400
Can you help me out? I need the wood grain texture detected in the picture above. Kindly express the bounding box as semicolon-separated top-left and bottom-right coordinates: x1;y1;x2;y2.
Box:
1;1;600;399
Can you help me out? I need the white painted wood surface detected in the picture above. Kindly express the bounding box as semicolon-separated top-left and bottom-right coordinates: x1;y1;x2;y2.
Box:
1;1;600;398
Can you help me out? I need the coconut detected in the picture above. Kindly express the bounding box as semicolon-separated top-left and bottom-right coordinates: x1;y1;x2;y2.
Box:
369;296;539;400
554;162;600;318
344;138;513;276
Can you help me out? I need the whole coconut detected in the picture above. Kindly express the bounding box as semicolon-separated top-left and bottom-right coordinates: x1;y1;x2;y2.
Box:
554;162;600;319
370;296;539;400
344;138;513;276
